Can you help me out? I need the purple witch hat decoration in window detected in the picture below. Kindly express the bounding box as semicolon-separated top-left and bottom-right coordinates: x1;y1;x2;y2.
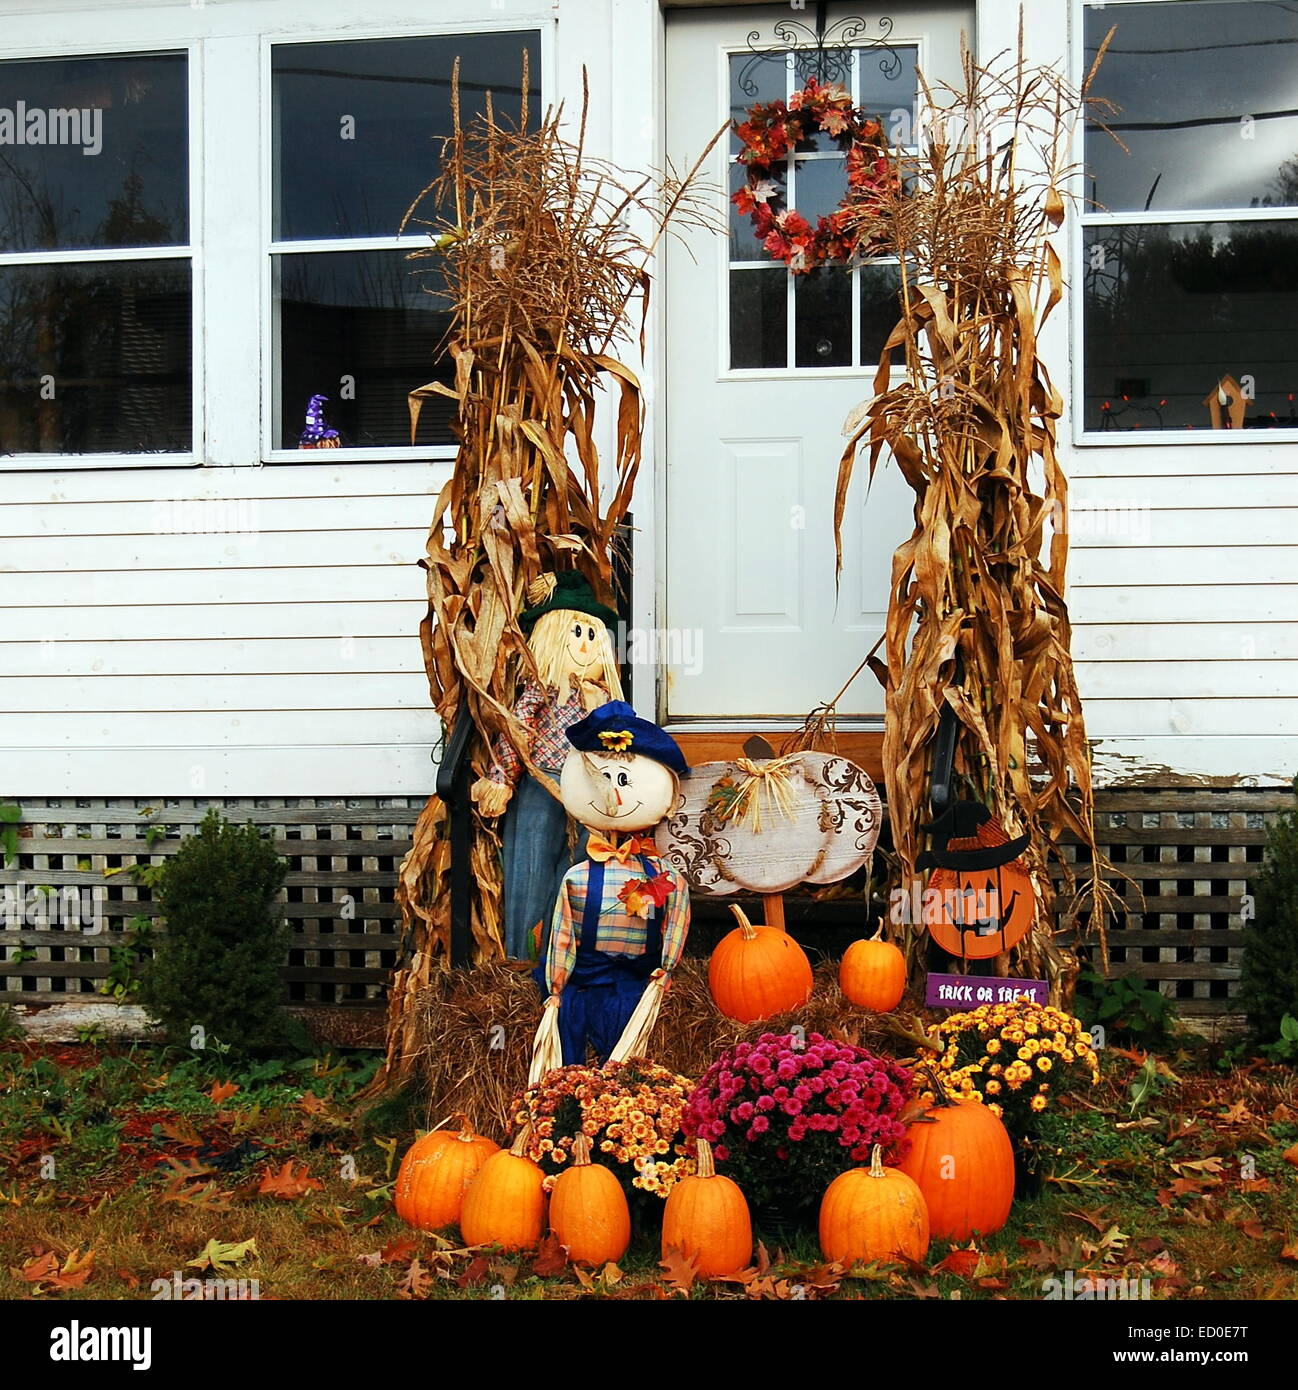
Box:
298;394;340;449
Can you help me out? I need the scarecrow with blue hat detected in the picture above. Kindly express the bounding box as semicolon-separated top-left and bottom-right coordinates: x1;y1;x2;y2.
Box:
528;701;692;1074
471;571;624;959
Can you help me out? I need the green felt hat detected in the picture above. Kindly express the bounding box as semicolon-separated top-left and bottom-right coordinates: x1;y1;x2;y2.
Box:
519;571;619;633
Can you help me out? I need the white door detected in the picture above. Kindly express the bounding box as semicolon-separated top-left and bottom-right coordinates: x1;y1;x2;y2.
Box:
663;2;973;722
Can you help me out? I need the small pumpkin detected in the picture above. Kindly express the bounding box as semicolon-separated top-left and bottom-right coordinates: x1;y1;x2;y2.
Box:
896;1068;1014;1241
661;1137;752;1276
460;1126;546;1252
708;904;813;1023
549;1132;631;1266
819;1144;930;1265
395;1115;499;1233
839;929;907;1012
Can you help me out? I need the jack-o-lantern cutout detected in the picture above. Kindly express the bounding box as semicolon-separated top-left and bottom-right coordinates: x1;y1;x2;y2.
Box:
917;803;1035;960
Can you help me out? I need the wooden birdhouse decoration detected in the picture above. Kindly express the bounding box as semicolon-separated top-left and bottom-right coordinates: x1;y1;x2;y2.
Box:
1202;375;1248;430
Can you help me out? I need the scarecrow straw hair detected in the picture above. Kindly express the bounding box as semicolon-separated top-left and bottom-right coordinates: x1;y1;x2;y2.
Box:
834;30;1128;998
377;59;725;1088
527;608;624;700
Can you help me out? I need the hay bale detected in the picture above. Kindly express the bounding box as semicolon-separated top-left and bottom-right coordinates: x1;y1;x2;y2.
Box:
411;958;898;1143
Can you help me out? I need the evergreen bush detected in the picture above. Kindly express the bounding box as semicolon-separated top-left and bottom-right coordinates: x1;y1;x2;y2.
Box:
1237;777;1298;1044
138;810;290;1054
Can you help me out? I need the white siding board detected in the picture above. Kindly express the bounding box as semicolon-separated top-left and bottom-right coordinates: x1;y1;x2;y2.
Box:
0;602;422;642
10;710;436;746
1076;660;1295;701
2;637;424;676
1069;547;1298;588
0;673;430;712
1072;624;1298;662
3;567;425;606
1069;586;1298;625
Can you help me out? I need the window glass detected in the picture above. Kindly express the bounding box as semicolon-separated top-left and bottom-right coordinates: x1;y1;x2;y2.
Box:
275;250;451;449
0;52;188;253
1083;1;1298;214
1083;220;1298;431
273;33;540;241
0;260;191;454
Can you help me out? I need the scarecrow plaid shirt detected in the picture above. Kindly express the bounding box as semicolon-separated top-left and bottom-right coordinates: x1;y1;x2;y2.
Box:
485;679;588;787
545;859;691;993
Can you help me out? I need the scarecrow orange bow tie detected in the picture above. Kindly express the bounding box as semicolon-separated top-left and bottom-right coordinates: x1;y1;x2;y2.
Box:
586;833;660;865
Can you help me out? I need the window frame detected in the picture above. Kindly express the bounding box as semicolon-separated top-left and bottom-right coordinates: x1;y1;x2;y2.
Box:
258;19;551;465
0;37;203;471
717;31;927;383
1072;0;1298;447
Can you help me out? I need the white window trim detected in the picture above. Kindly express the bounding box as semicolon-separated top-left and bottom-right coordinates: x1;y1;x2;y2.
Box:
717;32;925;383
258;17;553;465
0;38;203;471
1071;0;1298;447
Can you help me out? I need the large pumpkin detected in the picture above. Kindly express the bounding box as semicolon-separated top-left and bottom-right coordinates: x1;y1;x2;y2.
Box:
460;1127;546;1252
819;1144;930;1265
896;1074;1014;1240
395;1116;499;1233
549;1133;630;1266
708;904;813;1023
839;932;907;1012
661;1138;752;1277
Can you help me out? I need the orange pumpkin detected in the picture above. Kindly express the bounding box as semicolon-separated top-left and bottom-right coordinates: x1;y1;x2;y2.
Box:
460;1127;546;1252
896;1072;1014;1240
661;1138;752;1276
708;904;813;1023
819;1144;930;1265
839;931;907;1012
549;1133;630;1266
395;1116;499;1233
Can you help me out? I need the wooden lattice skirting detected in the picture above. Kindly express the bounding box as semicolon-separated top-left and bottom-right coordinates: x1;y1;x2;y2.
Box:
1;787;1287;1020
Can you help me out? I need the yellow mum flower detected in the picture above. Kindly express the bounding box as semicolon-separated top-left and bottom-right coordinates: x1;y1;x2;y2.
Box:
1037;1056;1053;1072
1017;1047;1034;1062
1030;1095;1047;1112
986;1038;1001;1054
985;1079;1001;1094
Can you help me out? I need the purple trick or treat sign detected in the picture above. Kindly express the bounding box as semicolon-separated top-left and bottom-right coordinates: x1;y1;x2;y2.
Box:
925;972;1048;1009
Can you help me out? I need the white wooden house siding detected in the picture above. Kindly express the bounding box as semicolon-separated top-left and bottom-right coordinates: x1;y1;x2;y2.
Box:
0;0;1293;797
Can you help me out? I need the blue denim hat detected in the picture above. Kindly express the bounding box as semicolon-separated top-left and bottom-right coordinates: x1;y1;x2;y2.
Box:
565;700;689;776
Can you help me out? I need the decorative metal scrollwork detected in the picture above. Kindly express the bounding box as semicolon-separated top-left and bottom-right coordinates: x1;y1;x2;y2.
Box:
736;4;901;97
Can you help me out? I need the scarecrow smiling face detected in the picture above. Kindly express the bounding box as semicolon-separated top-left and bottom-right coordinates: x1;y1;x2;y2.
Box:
559;748;678;834
562;616;603;674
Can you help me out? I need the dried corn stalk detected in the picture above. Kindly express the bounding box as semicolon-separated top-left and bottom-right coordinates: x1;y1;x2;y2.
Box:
835;32;1125;1001
378;62;723;1085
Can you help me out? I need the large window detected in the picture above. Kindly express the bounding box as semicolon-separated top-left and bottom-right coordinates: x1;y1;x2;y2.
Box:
268;31;539;456
0;24;540;468
0;51;193;459
726;44;917;373
1081;0;1298;437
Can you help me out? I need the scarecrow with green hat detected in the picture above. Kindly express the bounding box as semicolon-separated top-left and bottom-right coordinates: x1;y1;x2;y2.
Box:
471;571;624;959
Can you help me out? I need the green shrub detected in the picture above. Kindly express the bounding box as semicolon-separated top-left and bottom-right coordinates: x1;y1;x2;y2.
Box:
138;809;290;1055
1238;777;1298;1044
1076;966;1178;1044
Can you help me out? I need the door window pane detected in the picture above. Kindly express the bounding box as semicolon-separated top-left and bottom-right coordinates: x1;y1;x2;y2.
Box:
0;52;188;253
1082;221;1298;431
272;32;539;242
730;267;787;369
275;250;452;448
0;259;191;454
795;269;851;367
859;260;903;363
1083;1;1298;213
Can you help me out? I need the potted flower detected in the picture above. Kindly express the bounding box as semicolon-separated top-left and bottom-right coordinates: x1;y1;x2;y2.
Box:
925;999;1101;1194
512;1061;696;1226
683;1032;914;1234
